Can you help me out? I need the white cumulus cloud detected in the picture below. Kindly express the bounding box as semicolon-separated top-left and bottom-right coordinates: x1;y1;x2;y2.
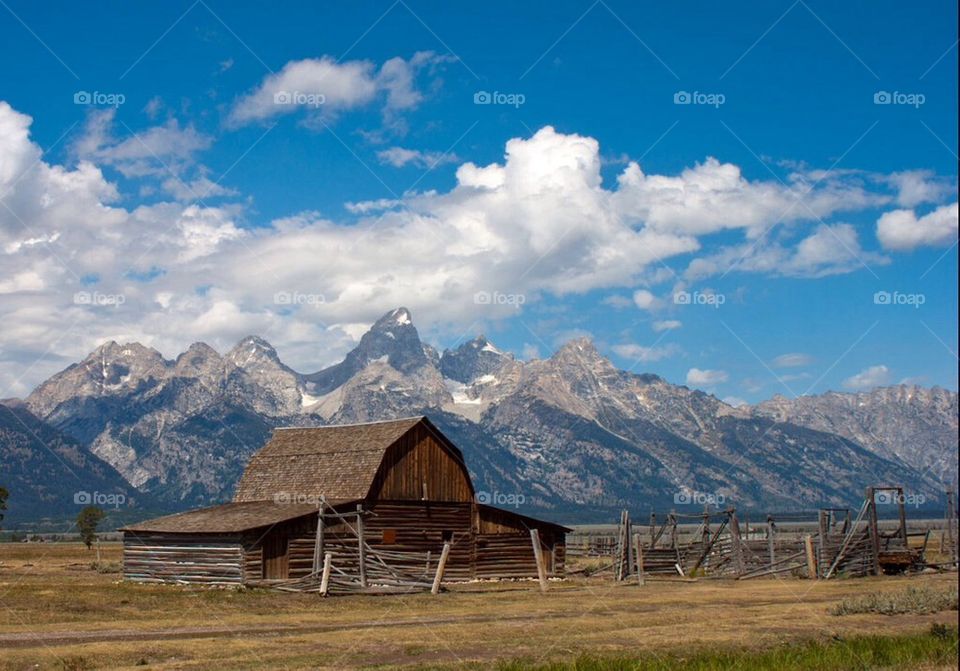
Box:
0;98;951;396
842;365;892;391
632;289;660;310
686;368;729;386
652;320;682;332
883;170;956;207
376;147;459;169
228;52;449;127
876;202;958;250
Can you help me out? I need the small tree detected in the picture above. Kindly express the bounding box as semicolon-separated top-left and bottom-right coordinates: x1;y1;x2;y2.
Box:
77;506;105;549
0;486;8;530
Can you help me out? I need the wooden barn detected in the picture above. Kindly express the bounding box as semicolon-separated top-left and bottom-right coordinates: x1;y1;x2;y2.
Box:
122;416;568;591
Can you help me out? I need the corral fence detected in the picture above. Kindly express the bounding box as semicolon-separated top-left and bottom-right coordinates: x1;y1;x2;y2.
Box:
567;486;959;582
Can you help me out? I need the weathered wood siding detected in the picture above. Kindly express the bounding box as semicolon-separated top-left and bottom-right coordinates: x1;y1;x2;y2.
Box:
475;532;565;578
476;534;537;578
365;501;475;580
240;515;316;582
236;503;565;584
242;502;477;582
478;506;535;533
476;506;566;577
368;425;474;502
123;533;244;584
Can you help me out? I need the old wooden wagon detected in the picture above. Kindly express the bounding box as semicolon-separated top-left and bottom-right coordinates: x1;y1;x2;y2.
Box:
122;416;568;590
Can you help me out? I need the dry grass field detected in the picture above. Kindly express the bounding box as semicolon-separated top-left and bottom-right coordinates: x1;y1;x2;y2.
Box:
0;542;956;670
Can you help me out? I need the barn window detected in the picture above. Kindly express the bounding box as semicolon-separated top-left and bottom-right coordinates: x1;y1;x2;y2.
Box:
382;529;397;544
442;530;453;542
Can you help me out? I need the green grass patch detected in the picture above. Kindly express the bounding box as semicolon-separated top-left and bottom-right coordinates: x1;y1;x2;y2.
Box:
831;585;958;616
478;625;958;671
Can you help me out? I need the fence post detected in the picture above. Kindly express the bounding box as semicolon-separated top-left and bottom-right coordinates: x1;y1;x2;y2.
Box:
530;528;548;593
625;512;633;579
319;552;332;596
804;534;818;579
817;510;827;574
312;502;325;575
866;488;882;576
948;491;959;568
729;510;743;578
895;487;908;547
767;517;776;567
356;504;367;587
634;533;645;586
432;542;451;595
613;510;627;582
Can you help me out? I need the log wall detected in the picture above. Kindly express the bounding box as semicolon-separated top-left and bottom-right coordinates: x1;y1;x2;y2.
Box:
123;533;244;584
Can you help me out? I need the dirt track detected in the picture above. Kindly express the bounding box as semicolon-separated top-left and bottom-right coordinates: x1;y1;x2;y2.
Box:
0;611;581;649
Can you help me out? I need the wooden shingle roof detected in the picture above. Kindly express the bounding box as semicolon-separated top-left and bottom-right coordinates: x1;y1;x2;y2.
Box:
121;501;319;533
233;416;432;503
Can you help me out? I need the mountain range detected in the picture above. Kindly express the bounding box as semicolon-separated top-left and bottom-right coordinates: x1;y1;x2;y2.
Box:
2;307;956;526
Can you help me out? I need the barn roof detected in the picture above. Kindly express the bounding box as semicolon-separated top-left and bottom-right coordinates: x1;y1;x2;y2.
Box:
121;500;324;533
233;416;463;503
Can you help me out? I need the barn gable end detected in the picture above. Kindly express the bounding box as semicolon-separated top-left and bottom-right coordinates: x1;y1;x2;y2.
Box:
367;420;474;502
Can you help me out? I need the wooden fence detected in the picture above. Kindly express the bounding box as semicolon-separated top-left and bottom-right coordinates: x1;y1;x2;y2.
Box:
569;485;946;582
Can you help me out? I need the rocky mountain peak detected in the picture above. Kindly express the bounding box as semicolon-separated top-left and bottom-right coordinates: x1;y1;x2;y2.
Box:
234;334;275;350
304;307;431;395
173;342;222;375
81;340;166;379
354;307;428;371
440;335;512;384
227;335;282;368
549;337;610;369
24;340;168;417
183;341;220;356
89;340;165;363
373;307;414;331
93;339;119;353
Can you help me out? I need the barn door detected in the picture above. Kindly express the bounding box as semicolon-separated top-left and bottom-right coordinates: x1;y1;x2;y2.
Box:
262;532;289;579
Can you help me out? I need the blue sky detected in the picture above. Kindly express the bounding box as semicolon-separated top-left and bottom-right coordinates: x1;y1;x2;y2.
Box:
0;0;956;402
